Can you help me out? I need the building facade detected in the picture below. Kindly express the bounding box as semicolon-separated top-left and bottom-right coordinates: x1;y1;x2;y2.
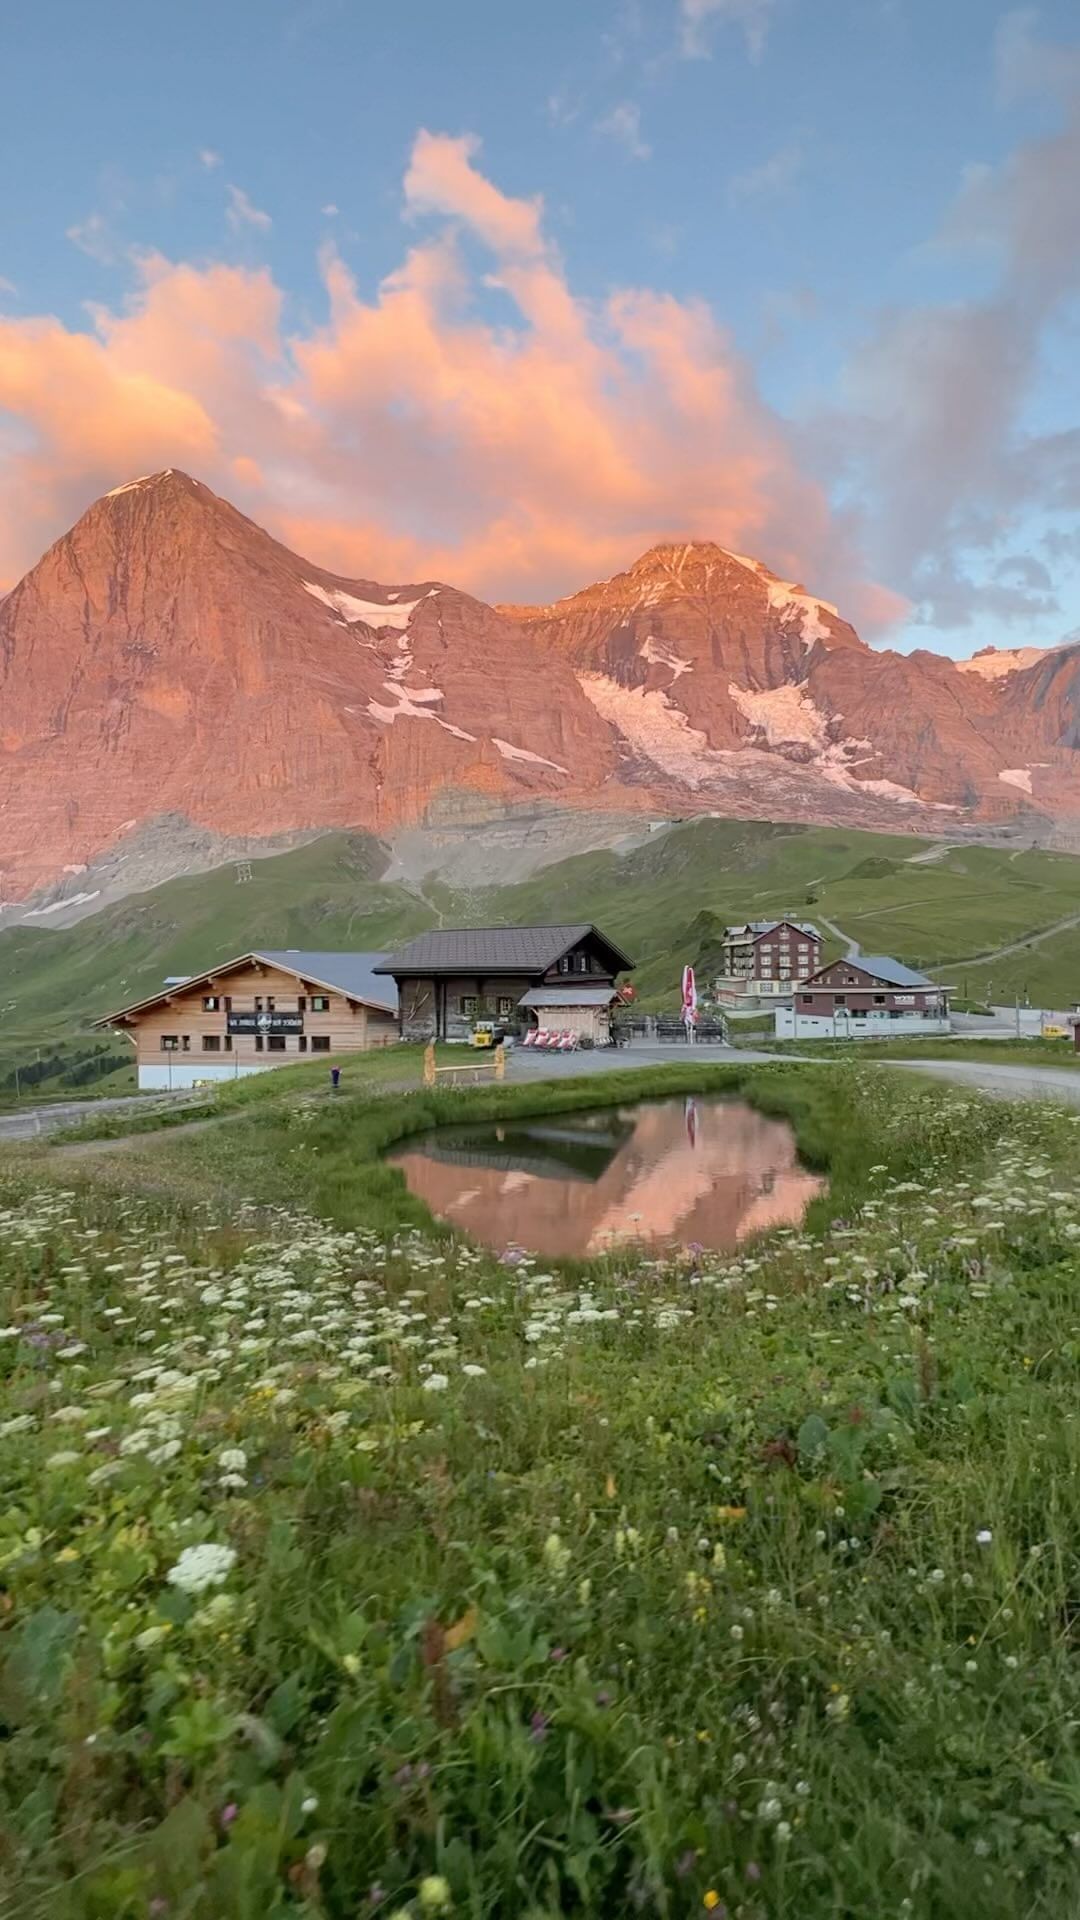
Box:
715;920;822;1000
97;950;398;1089
376;924;634;1044
774;954;950;1040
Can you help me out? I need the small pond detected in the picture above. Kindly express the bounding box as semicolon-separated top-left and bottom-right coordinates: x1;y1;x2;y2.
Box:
387;1095;824;1258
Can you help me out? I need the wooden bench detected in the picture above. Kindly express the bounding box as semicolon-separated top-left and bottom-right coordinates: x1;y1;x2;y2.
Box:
423;1043;506;1088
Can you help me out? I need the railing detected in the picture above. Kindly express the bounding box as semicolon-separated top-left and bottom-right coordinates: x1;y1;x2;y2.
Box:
422;1043;506;1087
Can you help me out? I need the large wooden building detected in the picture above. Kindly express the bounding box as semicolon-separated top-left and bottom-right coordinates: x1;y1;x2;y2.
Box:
774;954;950;1040
97;951;399;1089
375;924;634;1044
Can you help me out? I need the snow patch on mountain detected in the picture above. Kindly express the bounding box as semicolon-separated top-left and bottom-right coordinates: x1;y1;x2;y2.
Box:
492;738;569;775
367;682;475;742
105;477;153;498
24;890;101;916
639;636;692;681
576;672;720;787
728;682;829;749
958;647;1050;680
303;582;421;630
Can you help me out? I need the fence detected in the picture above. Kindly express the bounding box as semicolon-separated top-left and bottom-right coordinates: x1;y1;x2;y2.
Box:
422;1043;506;1087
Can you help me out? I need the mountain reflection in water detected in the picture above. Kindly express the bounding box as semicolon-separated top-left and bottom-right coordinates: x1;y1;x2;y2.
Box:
388;1096;823;1257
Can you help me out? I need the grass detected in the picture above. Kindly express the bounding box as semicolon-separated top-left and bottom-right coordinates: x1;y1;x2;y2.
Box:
761;1035;1080;1068
4;1060;1080;1915
6;819;1080;1060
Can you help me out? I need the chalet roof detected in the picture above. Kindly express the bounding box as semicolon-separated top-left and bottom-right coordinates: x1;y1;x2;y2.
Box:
725;920;821;940
853;954;938;988
518;985;620;1008
375;924;634;977
808;953;939;989
94;949;398;1026
257;952;399;1011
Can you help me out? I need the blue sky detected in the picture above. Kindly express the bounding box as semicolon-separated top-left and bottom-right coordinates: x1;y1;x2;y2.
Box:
1;0;1079;656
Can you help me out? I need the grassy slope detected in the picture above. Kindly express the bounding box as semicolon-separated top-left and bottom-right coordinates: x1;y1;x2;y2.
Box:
4;821;1080;1075
5;1064;1080;1914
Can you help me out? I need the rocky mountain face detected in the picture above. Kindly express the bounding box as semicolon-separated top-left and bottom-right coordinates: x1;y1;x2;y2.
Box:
1;471;1078;912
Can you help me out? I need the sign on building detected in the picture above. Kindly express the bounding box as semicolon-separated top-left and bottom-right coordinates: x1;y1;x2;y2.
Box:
227;1012;305;1034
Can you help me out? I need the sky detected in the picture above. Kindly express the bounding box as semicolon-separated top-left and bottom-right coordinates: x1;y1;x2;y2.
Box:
1;0;1079;657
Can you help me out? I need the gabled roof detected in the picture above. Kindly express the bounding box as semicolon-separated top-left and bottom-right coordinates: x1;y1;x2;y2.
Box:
257;952;398;1011
805;953;939;990
854;954;939;989
518;986;620;1008
374;924;634;977
725;920;821;940
94;949;398;1026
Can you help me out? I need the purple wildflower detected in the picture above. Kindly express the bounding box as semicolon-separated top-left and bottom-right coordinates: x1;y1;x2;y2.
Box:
529;1710;550;1742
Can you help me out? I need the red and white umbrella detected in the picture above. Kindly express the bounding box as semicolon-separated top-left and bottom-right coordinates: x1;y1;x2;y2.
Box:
681;964;697;1022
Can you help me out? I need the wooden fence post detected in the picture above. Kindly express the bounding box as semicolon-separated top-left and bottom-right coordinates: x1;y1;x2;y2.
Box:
494;1043;506;1082
423;1042;436;1087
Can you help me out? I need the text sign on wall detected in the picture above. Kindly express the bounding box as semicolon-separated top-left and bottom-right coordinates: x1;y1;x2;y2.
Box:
227;1012;305;1035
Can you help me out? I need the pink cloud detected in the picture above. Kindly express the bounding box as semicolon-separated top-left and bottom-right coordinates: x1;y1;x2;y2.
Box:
0;128;891;627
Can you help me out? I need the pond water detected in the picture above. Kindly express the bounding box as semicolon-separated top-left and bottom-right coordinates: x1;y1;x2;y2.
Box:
387;1096;824;1258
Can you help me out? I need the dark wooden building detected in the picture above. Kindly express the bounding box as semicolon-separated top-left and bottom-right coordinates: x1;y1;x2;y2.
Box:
375;924;634;1043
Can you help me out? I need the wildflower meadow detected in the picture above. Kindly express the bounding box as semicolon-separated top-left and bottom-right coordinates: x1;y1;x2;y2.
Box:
2;1064;1080;1918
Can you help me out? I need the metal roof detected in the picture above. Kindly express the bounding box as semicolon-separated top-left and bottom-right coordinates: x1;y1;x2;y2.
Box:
851;955;939;988
748;920;820;938
808;953;939;989
256;952;398;1012
518;986;620;1008
375;924;634;976
95;948;397;1025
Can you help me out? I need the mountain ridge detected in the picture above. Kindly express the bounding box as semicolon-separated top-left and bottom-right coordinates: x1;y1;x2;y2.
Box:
2;469;1080;918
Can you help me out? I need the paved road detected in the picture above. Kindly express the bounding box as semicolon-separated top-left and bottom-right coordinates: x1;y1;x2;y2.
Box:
0;1093;193;1143
510;1042;1080;1109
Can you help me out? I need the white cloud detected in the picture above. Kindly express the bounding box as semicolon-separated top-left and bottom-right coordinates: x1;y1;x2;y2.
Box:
680;0;776;61
728;141;803;203
65;214;118;265
226;185;272;233
199;148;223;171
321;202;339;216
595;100;652;160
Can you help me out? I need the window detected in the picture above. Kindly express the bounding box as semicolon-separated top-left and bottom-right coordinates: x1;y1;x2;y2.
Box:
224;996;232;1012
497;996;513;1018
254;997;263;1012
181;1036;191;1052
202;1035;221;1052
267;1035;287;1052
461;995;478;1016
255;1036;264;1053
310;994;329;1012
834;996;847;1007
576;953;589;973
160;1035;179;1052
558;956;570;974
203;995;221;1012
873;994;886;1005
311;1035;330;1053
297;995;307;1013
801;994;812;1006
298;1035;308;1052
266;997;276;1012
224;1035;233;1052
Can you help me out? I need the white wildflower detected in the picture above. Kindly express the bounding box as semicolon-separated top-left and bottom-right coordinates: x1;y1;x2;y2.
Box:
166;1543;237;1595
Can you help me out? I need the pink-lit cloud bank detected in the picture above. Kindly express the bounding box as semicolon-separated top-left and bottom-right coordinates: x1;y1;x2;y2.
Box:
0;129;900;628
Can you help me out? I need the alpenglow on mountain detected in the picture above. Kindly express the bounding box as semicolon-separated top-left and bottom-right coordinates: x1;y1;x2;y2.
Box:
2;469;1079;915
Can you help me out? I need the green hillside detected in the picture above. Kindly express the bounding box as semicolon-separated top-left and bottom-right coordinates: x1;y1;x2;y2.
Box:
2;818;1080;1092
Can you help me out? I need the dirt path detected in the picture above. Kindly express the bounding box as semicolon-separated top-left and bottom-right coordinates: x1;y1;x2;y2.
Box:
933;907;1080;976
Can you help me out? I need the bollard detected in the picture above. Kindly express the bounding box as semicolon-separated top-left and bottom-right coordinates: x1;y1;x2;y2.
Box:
423;1042;436;1087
